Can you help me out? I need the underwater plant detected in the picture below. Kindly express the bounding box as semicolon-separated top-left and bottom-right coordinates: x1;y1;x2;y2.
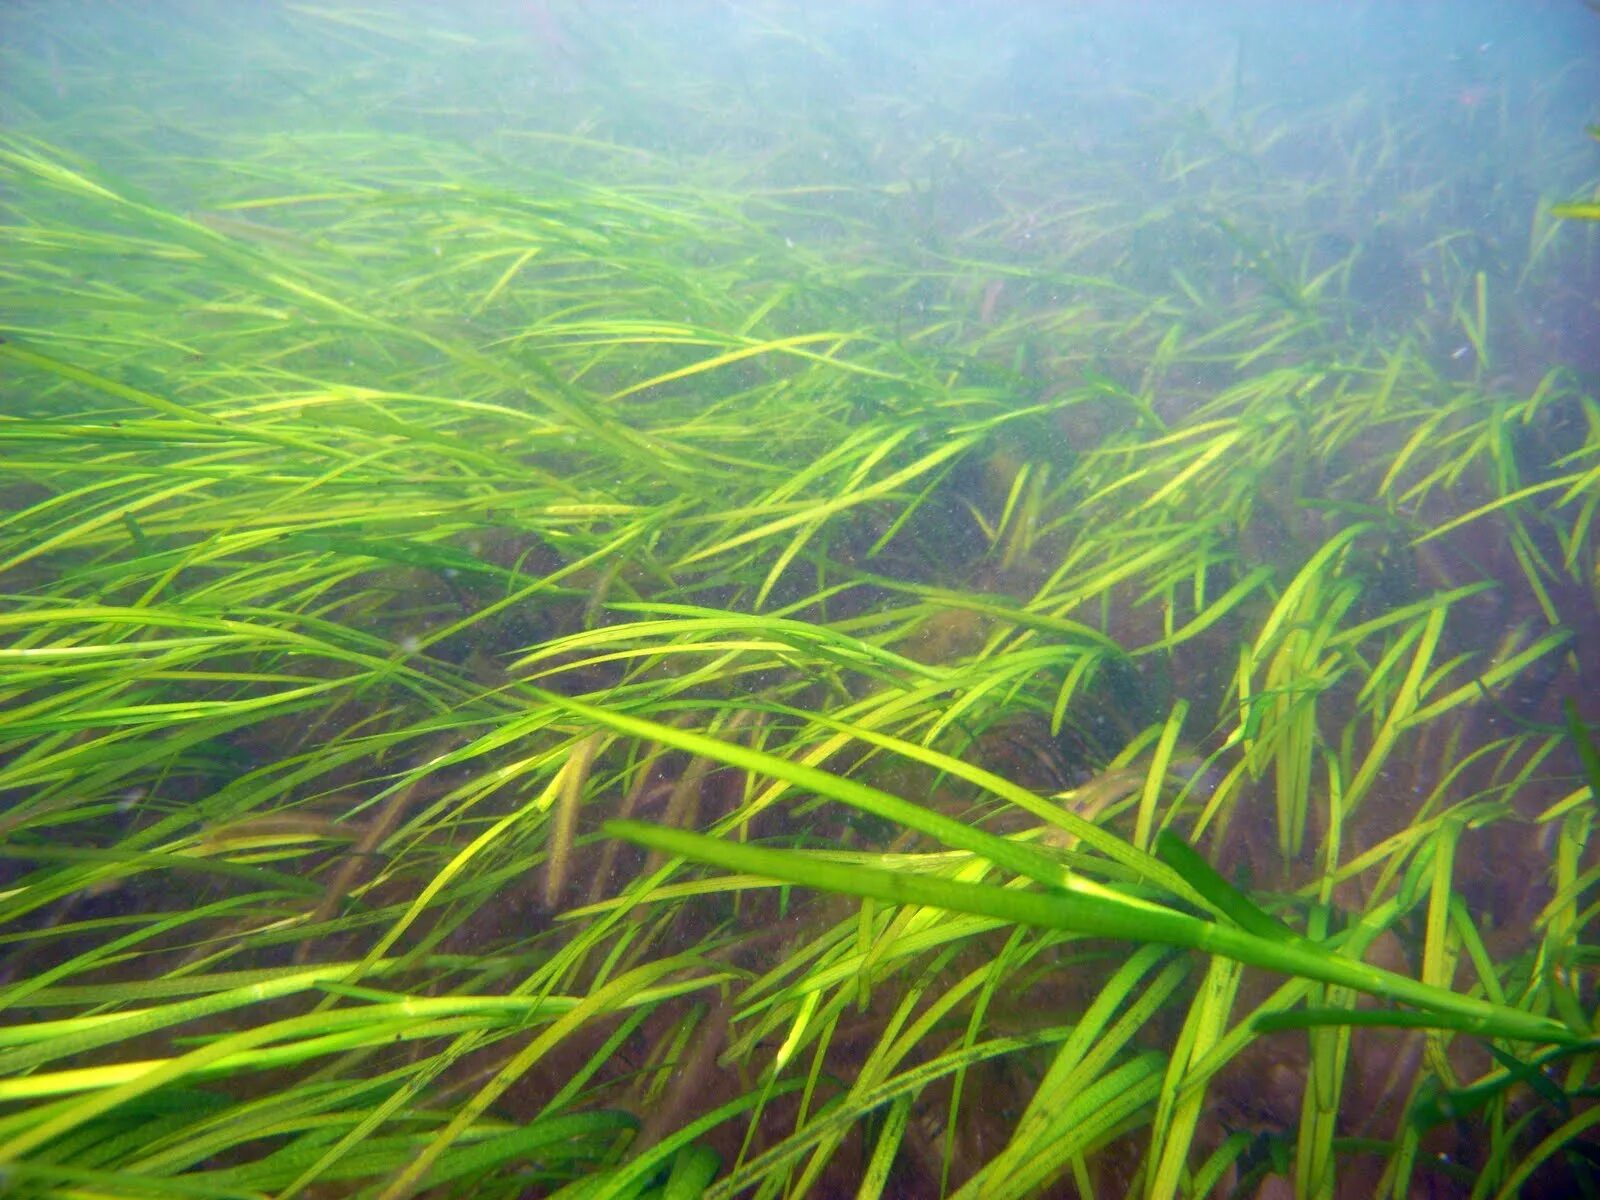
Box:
1;3;1598;1198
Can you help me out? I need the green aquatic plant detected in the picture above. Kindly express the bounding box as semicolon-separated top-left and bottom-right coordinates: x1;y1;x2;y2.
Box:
2;4;1598;1197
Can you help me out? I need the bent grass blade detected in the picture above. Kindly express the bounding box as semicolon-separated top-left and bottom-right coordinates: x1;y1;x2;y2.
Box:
604;819;1574;1045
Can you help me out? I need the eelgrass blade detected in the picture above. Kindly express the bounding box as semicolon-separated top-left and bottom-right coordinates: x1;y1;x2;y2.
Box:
604;819;1575;1044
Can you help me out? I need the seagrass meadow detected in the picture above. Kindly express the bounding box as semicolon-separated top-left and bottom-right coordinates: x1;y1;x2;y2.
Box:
1;2;1599;1197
